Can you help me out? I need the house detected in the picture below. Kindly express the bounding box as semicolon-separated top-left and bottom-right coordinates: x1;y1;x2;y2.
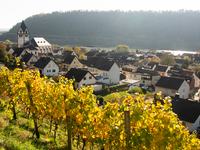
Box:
154;65;170;76
52;49;62;56
65;68;101;91
87;57;120;85
23;44;39;56
130;68;160;86
85;51;99;60
34;57;59;76
120;79;140;87
155;76;190;99
6;47;14;54
12;48;27;59
182;71;199;89
21;53;37;69
62;50;78;58
171;98;200;132
167;67;183;76
0;62;5;68
62;55;83;71
146;62;159;70
174;59;185;67
171;73;196;97
24;37;53;55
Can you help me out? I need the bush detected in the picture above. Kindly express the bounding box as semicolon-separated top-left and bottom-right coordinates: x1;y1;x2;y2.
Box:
141;88;147;94
106;93;120;103
129;86;142;94
103;86;110;95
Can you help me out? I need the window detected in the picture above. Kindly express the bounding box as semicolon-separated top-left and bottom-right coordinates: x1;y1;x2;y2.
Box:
48;64;51;68
47;70;51;72
74;61;76;64
52;69;56;72
84;77;86;80
89;76;92;79
25;35;28;37
182;121;186;126
183;89;185;92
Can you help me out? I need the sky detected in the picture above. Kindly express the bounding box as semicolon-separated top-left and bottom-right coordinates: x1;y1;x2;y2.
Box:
1;0;200;30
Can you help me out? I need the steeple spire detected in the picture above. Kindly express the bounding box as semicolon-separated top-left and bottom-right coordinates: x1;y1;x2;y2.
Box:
17;21;30;48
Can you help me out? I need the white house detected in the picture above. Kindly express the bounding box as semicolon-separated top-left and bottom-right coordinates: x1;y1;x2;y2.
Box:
128;68;160;86
21;53;37;70
34;57;59;76
12;48;27;59
6;47;14;54
172;98;200;132
87;57;120;85
65;68;102;91
155;76;190;99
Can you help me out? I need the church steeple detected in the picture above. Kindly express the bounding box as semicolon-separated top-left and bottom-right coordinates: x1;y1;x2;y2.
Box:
17;21;29;48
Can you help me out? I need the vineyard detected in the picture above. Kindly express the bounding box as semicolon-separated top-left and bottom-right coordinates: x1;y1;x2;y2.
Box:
0;66;200;150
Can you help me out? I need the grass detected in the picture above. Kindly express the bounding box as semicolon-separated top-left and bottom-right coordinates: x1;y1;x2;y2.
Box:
102;90;128;100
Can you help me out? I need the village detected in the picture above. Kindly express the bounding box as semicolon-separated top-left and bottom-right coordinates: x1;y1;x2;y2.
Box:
1;21;200;134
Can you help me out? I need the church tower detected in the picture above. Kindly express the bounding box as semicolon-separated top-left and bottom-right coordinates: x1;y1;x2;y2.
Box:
17;21;29;48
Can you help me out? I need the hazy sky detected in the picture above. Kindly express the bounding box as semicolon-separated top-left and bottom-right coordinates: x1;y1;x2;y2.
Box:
1;0;200;30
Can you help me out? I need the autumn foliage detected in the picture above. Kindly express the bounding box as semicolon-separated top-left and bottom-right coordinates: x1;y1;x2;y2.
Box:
0;67;200;149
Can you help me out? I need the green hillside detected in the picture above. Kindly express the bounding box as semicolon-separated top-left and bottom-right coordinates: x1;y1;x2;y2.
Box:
1;10;200;50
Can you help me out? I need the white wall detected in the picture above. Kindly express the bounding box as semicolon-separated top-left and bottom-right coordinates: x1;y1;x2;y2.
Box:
109;63;120;84
178;81;189;99
78;72;96;88
155;87;178;98
192;115;200;131
182;121;193;132
43;60;59;76
92;84;102;92
27;56;37;66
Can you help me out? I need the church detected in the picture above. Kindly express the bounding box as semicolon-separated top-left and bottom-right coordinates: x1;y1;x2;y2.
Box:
17;21;53;57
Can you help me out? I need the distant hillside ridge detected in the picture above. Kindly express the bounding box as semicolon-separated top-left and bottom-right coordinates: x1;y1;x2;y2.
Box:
1;10;200;50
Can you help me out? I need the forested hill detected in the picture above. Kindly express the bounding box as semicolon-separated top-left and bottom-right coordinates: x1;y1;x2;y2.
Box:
1;10;200;50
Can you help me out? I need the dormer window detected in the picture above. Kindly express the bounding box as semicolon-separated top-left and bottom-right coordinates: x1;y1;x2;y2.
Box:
44;41;45;43
38;41;40;43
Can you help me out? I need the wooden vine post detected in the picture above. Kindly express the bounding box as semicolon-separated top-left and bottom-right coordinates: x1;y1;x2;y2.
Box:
124;111;131;149
67;115;72;150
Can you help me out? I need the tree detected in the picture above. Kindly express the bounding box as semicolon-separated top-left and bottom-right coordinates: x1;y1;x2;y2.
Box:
4;39;12;45
160;53;175;66
115;45;129;52
0;43;7;62
79;54;84;59
80;48;89;54
184;56;191;61
12;44;18;50
63;46;73;51
182;59;189;69
52;44;60;50
98;47;101;52
150;56;160;63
